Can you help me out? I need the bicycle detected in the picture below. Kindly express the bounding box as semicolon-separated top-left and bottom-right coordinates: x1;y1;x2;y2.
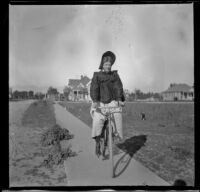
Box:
94;106;123;178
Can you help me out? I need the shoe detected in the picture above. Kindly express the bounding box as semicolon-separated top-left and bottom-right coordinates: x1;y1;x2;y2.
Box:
113;132;121;143
102;154;107;160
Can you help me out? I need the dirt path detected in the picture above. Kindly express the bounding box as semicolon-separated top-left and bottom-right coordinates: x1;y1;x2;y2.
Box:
9;100;36;148
9;100;35;125
54;104;170;186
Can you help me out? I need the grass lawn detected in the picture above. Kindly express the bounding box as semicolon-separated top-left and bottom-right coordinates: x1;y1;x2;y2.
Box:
59;101;194;186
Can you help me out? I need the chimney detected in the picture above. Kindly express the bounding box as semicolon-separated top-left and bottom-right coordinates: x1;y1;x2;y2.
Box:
170;83;176;88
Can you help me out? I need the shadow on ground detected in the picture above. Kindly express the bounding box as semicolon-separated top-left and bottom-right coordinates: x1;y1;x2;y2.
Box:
113;135;147;178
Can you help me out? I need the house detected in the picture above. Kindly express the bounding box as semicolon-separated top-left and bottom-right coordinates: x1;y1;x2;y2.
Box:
59;93;65;101
86;80;92;102
46;92;59;100
162;83;194;101
28;91;34;99
12;90;29;100
46;87;60;100
68;75;91;101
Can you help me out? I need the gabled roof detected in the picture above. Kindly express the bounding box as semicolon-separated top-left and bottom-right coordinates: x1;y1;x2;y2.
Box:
68;75;91;90
80;75;90;86
78;83;84;88
68;79;80;88
86;80;91;87
163;84;192;93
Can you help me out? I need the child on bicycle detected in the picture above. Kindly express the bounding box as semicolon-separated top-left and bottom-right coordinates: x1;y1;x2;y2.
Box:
90;51;125;157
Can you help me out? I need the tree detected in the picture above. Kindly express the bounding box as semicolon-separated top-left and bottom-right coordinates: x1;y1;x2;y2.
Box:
128;92;135;101
35;92;45;100
28;91;34;99
13;90;19;99
63;86;72;100
21;91;28;99
135;89;142;100
153;92;163;101
47;86;58;95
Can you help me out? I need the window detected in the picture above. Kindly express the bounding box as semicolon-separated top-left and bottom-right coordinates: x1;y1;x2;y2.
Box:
184;92;187;98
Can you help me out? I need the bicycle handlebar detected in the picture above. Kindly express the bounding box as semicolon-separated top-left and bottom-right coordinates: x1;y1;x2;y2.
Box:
96;106;122;109
90;105;125;119
94;106;123;115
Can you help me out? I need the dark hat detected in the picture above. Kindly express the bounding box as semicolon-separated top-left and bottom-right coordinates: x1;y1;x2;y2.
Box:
99;51;116;70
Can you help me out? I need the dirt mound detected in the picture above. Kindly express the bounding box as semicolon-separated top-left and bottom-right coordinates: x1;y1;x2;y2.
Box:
42;144;76;168
22;100;56;128
40;124;76;168
41;124;74;146
22;100;76;168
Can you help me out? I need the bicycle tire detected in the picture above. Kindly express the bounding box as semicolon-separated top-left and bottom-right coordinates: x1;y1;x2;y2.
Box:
101;120;108;159
108;116;114;178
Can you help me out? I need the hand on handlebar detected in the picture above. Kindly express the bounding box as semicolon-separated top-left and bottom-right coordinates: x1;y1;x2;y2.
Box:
91;102;99;109
118;101;125;107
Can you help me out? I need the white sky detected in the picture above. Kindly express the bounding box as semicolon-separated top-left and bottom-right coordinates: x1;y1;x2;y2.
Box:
9;4;194;93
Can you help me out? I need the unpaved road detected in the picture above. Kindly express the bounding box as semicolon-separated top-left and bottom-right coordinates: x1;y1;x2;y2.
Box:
9;100;35;125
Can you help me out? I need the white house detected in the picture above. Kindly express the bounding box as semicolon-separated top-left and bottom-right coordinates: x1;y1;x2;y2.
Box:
68;75;91;101
162;83;194;101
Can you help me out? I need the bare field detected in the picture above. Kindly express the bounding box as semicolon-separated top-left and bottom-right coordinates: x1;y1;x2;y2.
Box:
9;100;68;186
59;101;194;186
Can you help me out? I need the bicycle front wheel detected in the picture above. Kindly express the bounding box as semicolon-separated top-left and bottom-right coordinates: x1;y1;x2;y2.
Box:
108;117;114;178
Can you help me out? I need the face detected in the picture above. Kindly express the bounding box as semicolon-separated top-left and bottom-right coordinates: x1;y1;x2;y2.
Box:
103;61;112;72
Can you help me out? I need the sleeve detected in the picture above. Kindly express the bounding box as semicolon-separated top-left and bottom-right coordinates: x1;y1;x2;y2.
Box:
113;72;125;102
90;72;100;102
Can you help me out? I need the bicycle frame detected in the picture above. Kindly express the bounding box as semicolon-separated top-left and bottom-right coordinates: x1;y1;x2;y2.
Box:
95;106;122;178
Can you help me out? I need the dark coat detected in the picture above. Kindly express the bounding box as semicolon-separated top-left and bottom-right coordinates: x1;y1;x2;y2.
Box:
90;70;125;104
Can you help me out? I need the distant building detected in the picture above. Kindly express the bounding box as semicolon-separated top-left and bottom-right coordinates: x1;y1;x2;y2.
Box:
162;83;194;101
143;97;158;102
68;75;91;101
28;91;34;99
46;92;59;100
12;90;29;100
46;87;60;100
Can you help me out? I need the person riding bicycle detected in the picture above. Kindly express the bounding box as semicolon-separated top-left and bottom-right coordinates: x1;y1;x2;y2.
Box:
90;51;125;157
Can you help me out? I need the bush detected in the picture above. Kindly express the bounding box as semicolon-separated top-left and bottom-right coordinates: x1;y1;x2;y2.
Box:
42;144;77;168
40;124;75;168
41;124;74;146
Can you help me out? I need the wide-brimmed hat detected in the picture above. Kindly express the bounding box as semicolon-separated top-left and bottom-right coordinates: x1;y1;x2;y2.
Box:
99;51;116;70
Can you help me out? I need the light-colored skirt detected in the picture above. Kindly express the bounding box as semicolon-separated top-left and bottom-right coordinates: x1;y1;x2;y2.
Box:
90;100;123;139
